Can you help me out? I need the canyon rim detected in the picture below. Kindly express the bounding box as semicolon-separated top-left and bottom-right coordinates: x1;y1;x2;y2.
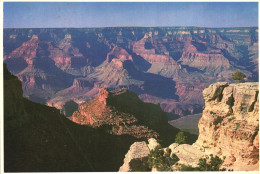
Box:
2;1;259;172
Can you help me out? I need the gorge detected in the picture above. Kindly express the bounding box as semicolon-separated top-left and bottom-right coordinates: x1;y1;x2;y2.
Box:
4;27;258;118
3;26;259;172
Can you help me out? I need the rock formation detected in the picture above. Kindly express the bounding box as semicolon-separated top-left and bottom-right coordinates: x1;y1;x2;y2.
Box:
4;35;39;64
4;27;258;117
72;88;160;138
169;143;206;168
194;82;259;170
147;138;161;151
119;82;259;171
72;87;187;141
71;86;199;146
119;142;150;172
106;46;133;62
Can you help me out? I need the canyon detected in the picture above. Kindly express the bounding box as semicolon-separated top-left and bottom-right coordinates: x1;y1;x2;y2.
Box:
3;27;258;172
3;27;258;117
4;63;195;172
4;62;259;171
4;63;139;172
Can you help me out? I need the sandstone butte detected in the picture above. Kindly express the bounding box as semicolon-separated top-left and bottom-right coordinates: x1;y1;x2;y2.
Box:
72;88;159;139
119;82;259;171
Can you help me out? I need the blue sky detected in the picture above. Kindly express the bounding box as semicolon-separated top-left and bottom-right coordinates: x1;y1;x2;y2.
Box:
3;2;258;28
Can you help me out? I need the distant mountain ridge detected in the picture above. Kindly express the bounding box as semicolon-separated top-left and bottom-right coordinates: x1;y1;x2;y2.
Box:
4;27;258;117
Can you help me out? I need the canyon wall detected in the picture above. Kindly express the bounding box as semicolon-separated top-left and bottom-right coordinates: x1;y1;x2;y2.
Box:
120;82;259;171
194;82;259;170
4;27;258;116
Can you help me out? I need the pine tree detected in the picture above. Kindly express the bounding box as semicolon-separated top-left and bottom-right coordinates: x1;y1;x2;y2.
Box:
232;70;246;83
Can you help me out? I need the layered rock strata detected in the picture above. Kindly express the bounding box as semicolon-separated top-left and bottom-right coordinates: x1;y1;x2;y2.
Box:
194;82;259;170
120;82;259;171
4;27;258;117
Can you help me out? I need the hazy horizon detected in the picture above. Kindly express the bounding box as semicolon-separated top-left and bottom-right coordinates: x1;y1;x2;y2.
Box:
4;2;258;28
3;26;259;29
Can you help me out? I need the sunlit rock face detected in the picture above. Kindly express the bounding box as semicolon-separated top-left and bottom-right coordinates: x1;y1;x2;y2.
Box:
120;82;259;171
72;88;161;139
195;82;259;171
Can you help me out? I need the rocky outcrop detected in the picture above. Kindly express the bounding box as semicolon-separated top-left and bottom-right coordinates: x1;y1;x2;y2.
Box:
71;87;188;143
120;82;259;171
72;88;160;139
195;82;259;170
148;138;161;151
170;82;259;171
119;139;206;171
179;51;231;72
4;35;39;64
48;34;88;70
132;37;183;78
169;143;206;167
119;142;150;172
106;46;133;62
72;78;92;89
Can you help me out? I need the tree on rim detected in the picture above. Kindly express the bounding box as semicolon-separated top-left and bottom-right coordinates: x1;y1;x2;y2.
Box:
232;70;246;83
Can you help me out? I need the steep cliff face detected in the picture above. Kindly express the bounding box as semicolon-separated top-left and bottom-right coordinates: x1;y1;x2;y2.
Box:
195;82;259;170
120;82;259;171
49;34;88;70
179;51;231;73
132;37;183;78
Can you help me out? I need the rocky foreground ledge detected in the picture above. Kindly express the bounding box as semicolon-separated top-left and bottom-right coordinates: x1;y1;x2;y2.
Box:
119;82;259;171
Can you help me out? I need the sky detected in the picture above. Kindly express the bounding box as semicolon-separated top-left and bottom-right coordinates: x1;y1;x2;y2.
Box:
3;2;258;28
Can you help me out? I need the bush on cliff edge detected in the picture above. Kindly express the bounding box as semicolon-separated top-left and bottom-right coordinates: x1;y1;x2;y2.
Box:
147;147;179;171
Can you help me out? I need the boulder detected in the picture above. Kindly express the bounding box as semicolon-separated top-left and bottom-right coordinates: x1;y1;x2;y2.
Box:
170;144;206;167
148;138;161;151
119;141;150;172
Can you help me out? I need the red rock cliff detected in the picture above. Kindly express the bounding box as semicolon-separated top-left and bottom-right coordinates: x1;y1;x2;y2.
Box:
72;88;159;139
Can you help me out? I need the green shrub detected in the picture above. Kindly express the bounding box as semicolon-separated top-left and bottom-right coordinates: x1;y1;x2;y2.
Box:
147;147;179;171
179;154;225;171
236;123;240;130
232;70;246;83
197;154;225;171
175;131;187;144
179;164;199;171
